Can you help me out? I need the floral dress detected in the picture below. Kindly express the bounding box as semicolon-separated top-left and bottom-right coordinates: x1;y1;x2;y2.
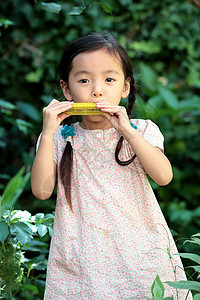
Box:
38;119;191;300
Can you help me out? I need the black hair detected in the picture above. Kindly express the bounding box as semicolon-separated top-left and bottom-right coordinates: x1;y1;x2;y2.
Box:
56;33;136;210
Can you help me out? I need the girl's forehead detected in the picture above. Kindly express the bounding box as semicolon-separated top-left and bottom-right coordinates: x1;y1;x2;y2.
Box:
71;48;123;73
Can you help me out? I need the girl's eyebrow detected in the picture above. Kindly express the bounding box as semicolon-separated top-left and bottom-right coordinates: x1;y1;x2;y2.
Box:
74;70;90;77
74;70;120;77
103;70;120;75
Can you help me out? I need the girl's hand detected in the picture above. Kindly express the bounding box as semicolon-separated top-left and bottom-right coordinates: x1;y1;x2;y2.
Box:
96;101;133;138
42;99;74;137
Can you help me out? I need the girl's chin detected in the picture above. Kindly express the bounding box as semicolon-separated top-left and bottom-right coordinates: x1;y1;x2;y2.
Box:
80;115;112;130
82;114;105;122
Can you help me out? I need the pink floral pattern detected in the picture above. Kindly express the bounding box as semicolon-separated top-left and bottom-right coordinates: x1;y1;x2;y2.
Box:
39;119;191;299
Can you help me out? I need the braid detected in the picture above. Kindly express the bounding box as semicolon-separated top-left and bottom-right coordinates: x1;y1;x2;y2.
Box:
60;115;73;211
115;76;137;166
127;77;136;117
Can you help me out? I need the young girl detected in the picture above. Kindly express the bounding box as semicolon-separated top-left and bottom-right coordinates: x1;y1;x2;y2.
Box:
31;33;191;299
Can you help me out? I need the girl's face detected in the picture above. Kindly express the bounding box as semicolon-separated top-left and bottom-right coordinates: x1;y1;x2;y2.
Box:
61;48;130;127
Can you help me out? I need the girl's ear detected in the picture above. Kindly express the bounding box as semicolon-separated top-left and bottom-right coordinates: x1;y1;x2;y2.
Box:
60;80;73;101
121;79;131;99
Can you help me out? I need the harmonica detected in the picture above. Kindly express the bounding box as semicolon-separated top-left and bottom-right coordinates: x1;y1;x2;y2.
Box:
65;103;104;115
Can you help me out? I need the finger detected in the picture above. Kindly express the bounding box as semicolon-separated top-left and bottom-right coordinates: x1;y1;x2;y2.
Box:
44;102;74;115
47;99;73;109
48;99;59;105
98;106;125;116
58;113;71;123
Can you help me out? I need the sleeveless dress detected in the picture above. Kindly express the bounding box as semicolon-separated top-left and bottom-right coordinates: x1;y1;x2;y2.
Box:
39;119;191;299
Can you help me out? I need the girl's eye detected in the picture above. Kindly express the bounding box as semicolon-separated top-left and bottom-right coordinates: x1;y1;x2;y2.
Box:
106;78;115;82
79;79;89;84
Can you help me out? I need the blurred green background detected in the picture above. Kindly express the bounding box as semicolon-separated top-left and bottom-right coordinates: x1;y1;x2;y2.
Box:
0;0;200;298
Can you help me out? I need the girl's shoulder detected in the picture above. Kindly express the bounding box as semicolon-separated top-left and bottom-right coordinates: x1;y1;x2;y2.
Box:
130;119;164;149
130;119;160;131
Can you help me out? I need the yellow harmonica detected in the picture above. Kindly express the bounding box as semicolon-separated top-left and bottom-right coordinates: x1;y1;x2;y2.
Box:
65;103;104;115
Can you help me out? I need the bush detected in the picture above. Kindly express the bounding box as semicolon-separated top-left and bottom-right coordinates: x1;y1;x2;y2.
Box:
0;168;54;299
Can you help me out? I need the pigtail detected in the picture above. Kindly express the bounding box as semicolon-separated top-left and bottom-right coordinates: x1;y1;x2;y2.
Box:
60;116;73;211
115;76;137;166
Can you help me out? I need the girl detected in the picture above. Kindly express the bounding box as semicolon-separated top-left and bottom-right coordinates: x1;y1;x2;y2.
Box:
31;33;191;299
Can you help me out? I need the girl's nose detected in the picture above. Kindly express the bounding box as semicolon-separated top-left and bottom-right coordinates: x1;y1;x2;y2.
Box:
92;83;103;98
92;91;103;97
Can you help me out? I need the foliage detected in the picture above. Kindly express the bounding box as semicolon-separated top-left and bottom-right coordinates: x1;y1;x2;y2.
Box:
0;168;54;299
151;233;200;299
134;64;200;249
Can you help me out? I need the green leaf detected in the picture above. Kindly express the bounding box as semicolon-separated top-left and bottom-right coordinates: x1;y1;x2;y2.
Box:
98;2;112;14
25;69;43;83
16;101;41;122
0;220;9;244
139;63;159;92
2;167;29;210
89;2;112;14
194;293;200;300
190;266;200;273
36;223;48;237
0;19;14;28
23;284;39;294
67;6;85;15
158;87;179;110
16;119;33;133
176;253;200;265
166;281;200;292
22;240;48;252
192;233;200;238
130;41;161;54
11;210;31;220
12;222;34;245
148;95;164;109
41;2;62;14
151;274;165;297
152;296;174;300
0;99;16;110
184;238;200;246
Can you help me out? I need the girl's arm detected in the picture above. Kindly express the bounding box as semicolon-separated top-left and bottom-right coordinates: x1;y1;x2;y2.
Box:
97;102;173;186
123;126;173;186
31;99;74;200
31;133;57;200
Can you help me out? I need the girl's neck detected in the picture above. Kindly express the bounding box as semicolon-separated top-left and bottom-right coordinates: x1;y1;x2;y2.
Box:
80;118;113;130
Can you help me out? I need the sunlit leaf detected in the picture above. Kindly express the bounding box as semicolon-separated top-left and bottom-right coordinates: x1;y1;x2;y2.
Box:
89;2;112;14
67;6;85;15
139;63;159;92
194;293;200;300
36;223;48;237
16;119;33;133
159;87;179;110
41;2;61;14
23;284;39;294
2;167;30;210
130;41;161;54
0;19;14;28
0;99;16;110
166;280;200;292
151;274;165;297
176;253;200;265
16;101;41;122
25;69;43;83
12;222;33;245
